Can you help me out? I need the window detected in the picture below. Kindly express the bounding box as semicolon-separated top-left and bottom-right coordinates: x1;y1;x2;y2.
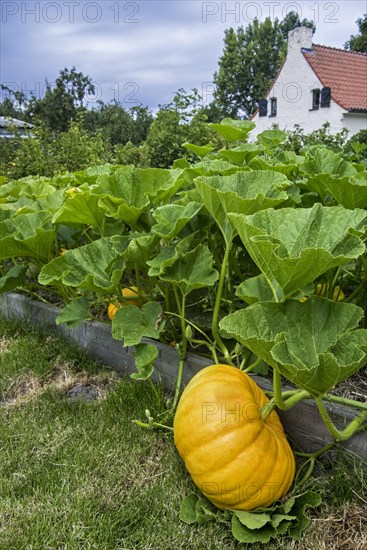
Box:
259;99;268;117
312;89;320;110
321;87;331;108
269;97;277;117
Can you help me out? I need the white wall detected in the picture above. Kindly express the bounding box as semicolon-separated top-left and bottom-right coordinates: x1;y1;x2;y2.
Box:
250;27;356;139
342;113;367;136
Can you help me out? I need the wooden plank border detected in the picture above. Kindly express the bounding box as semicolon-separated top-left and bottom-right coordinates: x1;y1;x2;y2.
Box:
1;292;366;459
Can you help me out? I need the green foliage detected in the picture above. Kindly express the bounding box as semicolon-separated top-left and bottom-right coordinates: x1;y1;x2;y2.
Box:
26;67;95;133
114;141;150;167
0;119;111;179
1;118;367;544
144;88;224;168
284;122;350;154
84;102;153;146
180;491;321;543
344;15;367;52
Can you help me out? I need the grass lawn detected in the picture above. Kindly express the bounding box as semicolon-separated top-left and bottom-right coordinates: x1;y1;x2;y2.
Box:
0;318;366;549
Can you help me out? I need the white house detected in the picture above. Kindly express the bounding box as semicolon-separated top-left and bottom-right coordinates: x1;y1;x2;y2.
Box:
0;116;34;139
250;26;367;138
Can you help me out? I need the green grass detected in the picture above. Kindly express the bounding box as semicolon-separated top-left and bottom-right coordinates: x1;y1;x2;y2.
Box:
0;318;366;549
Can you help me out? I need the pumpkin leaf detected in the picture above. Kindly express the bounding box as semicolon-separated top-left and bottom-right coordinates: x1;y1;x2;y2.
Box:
56;297;90;328
131;343;157;380
220;297;367;396
270;513;297;529
196;171;290;245
287;491;322;540
301;147;356;177
236;275;314;304
0;264;28;293
122;233;158;267
0;211;56;261
151;202;203;240
112;301;164;347
231;515;276;543
179;494;199;524
159;244;218;295
147;233;198;277
39;237;126;294
209;118;255;142
52;191;106;228
219;143;265;165
257;129;287;148
183;142;215;158
233;510;272;529
229;204;367;299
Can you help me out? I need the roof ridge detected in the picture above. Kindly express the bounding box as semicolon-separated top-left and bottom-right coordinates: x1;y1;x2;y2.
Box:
311;43;367;57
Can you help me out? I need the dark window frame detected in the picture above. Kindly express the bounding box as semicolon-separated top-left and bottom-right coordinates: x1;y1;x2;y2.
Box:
311;89;320;110
321;86;331;108
258;99;268;117
269;97;277;117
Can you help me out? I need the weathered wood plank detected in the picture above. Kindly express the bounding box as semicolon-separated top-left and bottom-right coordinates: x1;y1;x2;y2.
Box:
1;292;366;458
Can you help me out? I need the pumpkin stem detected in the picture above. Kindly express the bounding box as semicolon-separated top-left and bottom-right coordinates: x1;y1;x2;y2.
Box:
211;239;234;365
315;397;367;441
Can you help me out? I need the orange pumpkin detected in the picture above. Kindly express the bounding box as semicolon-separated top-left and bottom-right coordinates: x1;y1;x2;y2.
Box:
107;286;143;320
174;364;295;511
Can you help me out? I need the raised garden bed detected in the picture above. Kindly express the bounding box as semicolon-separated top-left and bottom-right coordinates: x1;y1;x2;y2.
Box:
1;291;366;459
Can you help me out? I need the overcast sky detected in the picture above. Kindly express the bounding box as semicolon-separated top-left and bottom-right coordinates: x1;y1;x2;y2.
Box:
1;1;365;111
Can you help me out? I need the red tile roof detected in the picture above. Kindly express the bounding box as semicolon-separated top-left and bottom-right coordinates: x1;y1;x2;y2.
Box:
303;45;367;111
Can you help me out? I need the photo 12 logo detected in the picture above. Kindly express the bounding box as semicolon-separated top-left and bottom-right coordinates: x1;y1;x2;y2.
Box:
201;2;339;24
202;401;279;424
1;1;140;24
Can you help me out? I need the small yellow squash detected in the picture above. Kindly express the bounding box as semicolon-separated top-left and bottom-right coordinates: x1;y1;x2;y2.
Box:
174;365;295;511
107;286;143;320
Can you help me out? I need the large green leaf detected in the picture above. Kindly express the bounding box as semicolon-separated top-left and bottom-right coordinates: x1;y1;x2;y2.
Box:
247;157;299;178
52;191;105;228
160;244;219;295
183;142;215;158
147;233;198;277
229;204;367;299
257;129;287;148
122;233;158;266
95;167;180;227
56;297;90;327
151;202;203;240
186;160;243;180
195;171;291;244
131;343;158;380
111;302;164;346
0;265;28;293
19;179;56;199
39;237;126;293
219;144;265;165
220;297;367;396
236;275;313;304
0;211;56;260
308;172;367;210
209;119;255;142
301;148;356;177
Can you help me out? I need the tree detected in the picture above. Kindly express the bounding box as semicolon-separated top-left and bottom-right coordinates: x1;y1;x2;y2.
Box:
26;67;95;133
279;11;316;39
145;89;223;168
344;15;367;52
213;12;316;118
83;102;153;146
0;85;28;119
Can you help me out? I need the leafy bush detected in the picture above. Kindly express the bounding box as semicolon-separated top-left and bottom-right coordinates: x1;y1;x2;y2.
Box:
0;119;111;179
